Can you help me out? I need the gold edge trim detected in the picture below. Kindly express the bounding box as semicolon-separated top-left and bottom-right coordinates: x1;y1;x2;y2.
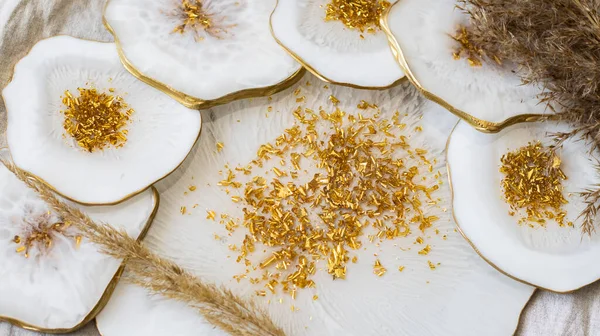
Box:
0;187;160;334
103;0;306;110
381;2;548;133
445;121;600;294
1;34;203;206
269;0;406;91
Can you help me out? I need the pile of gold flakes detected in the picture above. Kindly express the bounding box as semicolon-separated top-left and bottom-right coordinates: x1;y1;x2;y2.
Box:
451;26;501;67
499;141;573;228
12;212;80;258
451;26;484;67
211;93;444;298
325;0;391;33
170;0;232;40
61;87;133;152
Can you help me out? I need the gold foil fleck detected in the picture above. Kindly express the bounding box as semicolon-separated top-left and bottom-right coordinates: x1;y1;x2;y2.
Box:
373;259;387;277
418;244;431;255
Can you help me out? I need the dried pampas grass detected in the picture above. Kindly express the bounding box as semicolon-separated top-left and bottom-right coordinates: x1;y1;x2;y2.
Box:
461;0;600;236
0;158;284;336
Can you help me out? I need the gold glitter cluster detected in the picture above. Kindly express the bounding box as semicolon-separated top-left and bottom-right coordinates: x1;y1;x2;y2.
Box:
12;212;81;258
61;87;133;152
500;141;573;227
171;0;231;40
213;94;443;298
324;0;391;33
452;26;484;67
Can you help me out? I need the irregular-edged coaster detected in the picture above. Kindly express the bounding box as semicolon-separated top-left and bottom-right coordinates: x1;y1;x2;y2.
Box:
270;0;405;89
97;75;534;336
381;0;550;132
0;159;159;333
103;0;304;110
3;36;201;206
447;121;600;293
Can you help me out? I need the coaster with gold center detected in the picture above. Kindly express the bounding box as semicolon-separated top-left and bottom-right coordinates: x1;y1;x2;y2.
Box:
447;121;600;292
103;0;304;109
270;0;405;89
3;36;201;206
0;150;158;332
382;0;550;132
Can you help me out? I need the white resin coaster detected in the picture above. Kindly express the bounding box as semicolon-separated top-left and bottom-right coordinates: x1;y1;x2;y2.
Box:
448;121;600;292
104;0;304;109
382;0;551;132
3;36;201;205
271;0;404;88
0;159;158;332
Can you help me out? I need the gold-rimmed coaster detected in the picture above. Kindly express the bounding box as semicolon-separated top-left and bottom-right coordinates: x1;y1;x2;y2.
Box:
382;0;550;133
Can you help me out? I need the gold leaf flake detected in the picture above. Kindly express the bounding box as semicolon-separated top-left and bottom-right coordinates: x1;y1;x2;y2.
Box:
418;244;431;255
373;259;387;277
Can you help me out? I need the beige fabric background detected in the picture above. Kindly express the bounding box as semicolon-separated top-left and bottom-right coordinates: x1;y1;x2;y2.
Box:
0;1;599;335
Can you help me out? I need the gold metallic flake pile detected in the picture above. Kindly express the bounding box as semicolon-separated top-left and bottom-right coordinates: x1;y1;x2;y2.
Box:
170;0;232;40
500;141;573;228
215;95;443;298
12;212;80;258
325;0;391;33
451;26;502;67
61;87;133;152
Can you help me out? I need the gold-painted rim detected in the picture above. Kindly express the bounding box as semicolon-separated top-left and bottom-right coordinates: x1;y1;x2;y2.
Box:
1;35;203;206
380;2;549;133
102;0;306;110
446;120;600;293
269;0;406;90
0;187;160;334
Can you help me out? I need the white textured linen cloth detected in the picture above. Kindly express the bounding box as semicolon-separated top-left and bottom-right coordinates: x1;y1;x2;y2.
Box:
0;1;598;335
